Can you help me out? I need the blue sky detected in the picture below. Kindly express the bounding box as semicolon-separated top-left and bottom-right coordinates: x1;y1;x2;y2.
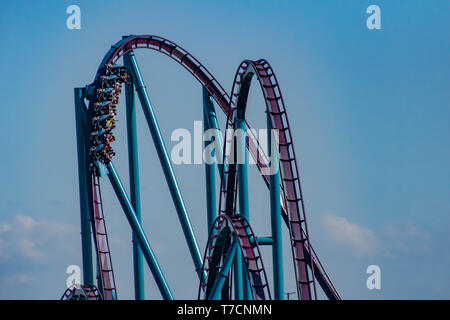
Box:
0;0;449;299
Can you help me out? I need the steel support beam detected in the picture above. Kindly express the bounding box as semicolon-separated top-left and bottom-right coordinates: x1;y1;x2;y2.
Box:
255;237;275;245
107;161;173;300
235;118;251;300
74;88;94;286
127;51;204;279
203;87;217;232
124;53;145;300
233;249;244;300
268;116;284;300
209;238;238;300
202;87;225;180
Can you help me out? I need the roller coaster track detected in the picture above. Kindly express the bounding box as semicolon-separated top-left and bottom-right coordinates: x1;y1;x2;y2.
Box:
75;34;339;300
198;215;271;300
61;285;102;300
91;175;117;299
223;59;316;300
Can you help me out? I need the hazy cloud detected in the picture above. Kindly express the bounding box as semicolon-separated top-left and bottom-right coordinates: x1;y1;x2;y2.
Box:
321;214;425;258
3;273;34;286
322;214;380;256
0;214;78;261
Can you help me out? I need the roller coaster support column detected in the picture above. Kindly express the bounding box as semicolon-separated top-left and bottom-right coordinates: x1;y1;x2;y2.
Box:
202;88;225;178
127;51;204;279
107;161;173;300
203;87;217;232
268;115;284;300
209;238;238;300
124;52;145;300
74;88;94;286
235;118;252;300
203;86;227;204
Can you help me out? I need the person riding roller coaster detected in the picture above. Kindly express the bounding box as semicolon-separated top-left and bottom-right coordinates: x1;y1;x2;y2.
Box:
93;133;115;146
88;63;128;173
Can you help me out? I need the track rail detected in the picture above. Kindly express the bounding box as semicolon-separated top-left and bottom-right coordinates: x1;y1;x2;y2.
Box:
198;214;271;300
222;59;317;300
90;35;231;116
88;35;284;182
91;175;117;299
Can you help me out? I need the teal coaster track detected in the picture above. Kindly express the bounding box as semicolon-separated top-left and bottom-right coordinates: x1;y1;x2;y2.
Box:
65;34;341;300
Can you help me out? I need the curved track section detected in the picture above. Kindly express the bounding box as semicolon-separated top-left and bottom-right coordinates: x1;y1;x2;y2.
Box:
89;35;231;115
200;224;233;300
87;34;304;201
61;285;102;300
220;59;317;300
198;215;271;300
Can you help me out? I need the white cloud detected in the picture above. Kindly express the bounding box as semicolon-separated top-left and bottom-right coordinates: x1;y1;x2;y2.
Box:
0;214;78;261
322;214;380;256
321;214;424;258
0;214;80;298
